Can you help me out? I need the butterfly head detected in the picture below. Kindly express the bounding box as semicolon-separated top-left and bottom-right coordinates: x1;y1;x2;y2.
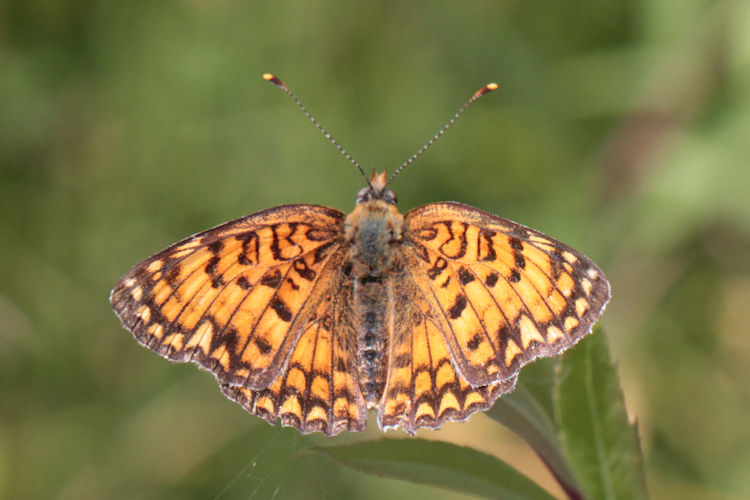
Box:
356;170;397;205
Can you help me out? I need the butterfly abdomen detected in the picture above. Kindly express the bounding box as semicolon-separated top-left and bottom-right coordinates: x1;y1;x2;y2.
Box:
353;276;390;405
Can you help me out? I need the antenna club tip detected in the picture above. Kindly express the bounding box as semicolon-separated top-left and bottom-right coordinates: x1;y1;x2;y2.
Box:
263;73;285;87
475;82;499;97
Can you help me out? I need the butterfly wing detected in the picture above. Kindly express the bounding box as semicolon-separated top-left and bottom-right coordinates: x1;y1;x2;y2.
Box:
110;204;347;393
402;202;610;387
221;280;367;436
378;266;517;433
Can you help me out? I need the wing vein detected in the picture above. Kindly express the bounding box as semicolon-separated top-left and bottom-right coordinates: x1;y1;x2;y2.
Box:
401;249;471;380
172;256;258;344
444;260;503;365
262;249;344;385
162;237;246;311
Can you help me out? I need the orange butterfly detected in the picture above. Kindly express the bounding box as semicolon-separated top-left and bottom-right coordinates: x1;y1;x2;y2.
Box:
111;75;610;436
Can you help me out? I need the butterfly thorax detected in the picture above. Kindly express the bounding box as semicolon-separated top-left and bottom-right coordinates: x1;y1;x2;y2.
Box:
342;172;404;405
343;200;403;275
344;171;402;274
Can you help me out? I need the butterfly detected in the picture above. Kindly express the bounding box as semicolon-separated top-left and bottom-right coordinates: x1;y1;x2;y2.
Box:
110;74;610;437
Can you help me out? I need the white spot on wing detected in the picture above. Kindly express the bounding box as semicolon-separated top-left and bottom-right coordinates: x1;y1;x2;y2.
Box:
581;278;592;295
575;298;590;317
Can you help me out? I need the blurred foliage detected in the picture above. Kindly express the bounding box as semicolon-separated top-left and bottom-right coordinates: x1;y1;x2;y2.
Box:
1;0;749;498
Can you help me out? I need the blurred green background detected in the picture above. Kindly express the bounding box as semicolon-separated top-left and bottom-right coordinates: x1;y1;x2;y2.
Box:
2;0;749;498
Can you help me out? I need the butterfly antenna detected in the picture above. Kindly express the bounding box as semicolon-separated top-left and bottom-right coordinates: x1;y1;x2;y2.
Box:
386;82;499;188
263;73;373;190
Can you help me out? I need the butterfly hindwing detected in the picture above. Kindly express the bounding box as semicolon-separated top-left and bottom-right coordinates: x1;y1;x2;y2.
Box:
220;279;367;436
378;263;517;434
110;204;346;390
402;202;610;387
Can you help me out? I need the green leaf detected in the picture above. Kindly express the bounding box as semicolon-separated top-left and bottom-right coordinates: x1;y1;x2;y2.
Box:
555;331;649;500
487;371;583;499
310;438;557;500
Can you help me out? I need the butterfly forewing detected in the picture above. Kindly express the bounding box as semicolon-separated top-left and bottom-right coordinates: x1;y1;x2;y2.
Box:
402;202;610;387
111;204;346;391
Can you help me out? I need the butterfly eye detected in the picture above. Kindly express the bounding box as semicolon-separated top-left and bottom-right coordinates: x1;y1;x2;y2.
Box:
356;187;373;203
382;189;397;205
